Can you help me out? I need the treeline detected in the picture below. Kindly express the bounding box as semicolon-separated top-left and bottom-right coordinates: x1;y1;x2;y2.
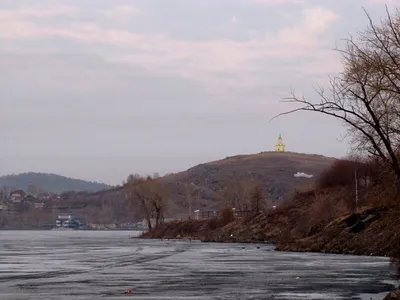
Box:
123;172;274;232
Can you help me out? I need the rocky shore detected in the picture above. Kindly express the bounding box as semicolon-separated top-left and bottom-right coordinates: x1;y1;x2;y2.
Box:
142;205;400;258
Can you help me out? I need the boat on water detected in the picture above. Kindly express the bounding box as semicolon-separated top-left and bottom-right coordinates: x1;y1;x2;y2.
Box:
54;213;85;230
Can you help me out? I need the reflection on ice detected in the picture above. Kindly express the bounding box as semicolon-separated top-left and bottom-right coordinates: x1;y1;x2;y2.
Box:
0;231;397;300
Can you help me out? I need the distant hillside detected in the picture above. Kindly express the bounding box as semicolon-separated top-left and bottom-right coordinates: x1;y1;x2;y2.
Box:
0;172;111;194
162;151;336;215
71;151;335;217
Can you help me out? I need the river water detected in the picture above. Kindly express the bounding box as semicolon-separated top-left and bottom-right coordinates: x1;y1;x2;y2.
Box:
0;231;397;300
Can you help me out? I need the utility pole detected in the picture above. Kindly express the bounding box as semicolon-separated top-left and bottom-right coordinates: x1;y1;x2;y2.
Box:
355;169;358;212
188;193;192;220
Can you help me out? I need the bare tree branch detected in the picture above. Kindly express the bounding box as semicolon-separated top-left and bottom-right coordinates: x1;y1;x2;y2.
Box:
272;7;400;179
124;174;170;231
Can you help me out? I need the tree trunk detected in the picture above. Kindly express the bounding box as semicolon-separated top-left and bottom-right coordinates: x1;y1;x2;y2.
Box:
146;213;152;231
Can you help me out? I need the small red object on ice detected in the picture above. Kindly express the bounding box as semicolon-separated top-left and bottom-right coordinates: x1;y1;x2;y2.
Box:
124;290;132;294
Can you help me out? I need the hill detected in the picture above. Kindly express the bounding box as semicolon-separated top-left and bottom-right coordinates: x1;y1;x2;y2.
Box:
0;172;111;194
72;151;335;217
162;151;336;215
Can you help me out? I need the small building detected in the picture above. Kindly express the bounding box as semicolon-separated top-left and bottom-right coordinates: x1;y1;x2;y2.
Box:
9;190;26;202
38;193;58;201
274;134;286;152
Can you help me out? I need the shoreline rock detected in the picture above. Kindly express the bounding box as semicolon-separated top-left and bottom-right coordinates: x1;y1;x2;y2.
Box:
383;289;400;299
141;205;400;259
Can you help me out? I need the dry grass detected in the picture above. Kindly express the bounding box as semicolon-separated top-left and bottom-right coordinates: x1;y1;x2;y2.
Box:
142;208;238;240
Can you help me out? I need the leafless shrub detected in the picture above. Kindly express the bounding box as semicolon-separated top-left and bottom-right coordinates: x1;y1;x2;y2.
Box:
219;205;235;226
206;217;219;231
220;179;255;211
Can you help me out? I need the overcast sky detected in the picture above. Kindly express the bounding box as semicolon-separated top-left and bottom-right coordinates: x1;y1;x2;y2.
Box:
0;0;395;185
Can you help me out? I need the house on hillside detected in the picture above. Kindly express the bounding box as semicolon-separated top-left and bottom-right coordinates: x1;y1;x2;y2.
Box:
9;190;26;203
38;192;59;201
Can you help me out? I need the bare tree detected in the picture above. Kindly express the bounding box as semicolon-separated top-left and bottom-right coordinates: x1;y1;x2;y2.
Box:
220;179;255;211
273;7;400;180
124;175;170;231
126;173;142;185
249;182;267;213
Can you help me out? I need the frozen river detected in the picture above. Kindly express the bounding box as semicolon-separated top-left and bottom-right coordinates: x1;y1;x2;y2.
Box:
0;231;397;300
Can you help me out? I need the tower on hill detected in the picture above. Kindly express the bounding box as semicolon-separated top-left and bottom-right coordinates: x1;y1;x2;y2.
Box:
275;134;286;152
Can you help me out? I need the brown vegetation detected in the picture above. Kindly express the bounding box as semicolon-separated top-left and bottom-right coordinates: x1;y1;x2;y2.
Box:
142;206;241;240
317;158;377;190
219;205;235;226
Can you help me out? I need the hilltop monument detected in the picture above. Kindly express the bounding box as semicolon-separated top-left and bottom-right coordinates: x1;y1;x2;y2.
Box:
274;134;286;152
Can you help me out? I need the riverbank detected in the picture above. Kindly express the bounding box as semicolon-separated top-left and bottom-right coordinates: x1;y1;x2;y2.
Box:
141;186;400;259
141;205;400;256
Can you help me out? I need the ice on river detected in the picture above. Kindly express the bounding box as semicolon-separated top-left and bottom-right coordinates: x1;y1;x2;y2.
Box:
0;231;397;300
